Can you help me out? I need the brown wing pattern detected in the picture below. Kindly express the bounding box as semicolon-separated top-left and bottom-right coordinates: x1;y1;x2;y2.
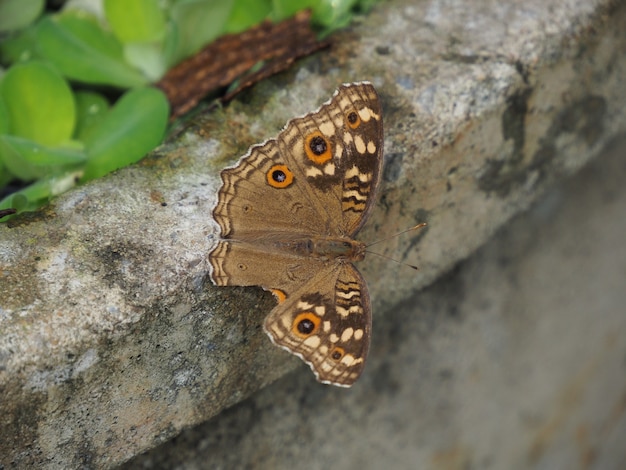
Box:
275;82;383;236
263;263;371;387
211;138;326;239
209;238;324;300
211;82;383;242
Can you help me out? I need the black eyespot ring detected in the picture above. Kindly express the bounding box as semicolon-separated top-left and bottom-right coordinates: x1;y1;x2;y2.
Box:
345;110;361;129
272;169;286;182
298;319;315;334
292;312;321;337
309;135;327;155
266;164;293;188
304;132;332;164
331;347;345;361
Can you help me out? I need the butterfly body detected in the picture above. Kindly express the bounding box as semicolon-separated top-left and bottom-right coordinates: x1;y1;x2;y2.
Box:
224;233;365;261
209;82;382;386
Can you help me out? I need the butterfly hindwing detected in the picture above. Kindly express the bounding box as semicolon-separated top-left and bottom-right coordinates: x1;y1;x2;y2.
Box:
209;237;323;297
263;263;371;387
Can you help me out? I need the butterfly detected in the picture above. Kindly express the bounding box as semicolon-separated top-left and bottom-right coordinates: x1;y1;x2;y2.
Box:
209;82;383;386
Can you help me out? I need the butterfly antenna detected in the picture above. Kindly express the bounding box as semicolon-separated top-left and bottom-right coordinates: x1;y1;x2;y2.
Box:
364;222;428;271
365;223;427;249
364;249;421;270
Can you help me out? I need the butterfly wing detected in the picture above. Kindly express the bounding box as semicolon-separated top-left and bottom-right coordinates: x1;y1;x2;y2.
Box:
275;82;383;237
211;138;326;240
209;237;322;297
263;263;371;387
211;82;383;243
211;239;371;387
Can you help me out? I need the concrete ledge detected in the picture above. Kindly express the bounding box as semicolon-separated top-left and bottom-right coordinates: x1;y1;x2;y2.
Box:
1;0;625;467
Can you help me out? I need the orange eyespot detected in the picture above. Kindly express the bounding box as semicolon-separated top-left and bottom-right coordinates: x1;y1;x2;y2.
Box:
304;132;332;164
330;347;345;361
271;289;287;304
292;312;321;338
266;164;293;188
345;110;361;129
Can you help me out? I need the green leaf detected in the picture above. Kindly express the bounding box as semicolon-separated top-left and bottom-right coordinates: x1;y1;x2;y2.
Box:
270;0;362;32
161;21;180;69
0;24;41;63
0;158;12;187
0;61;76;147
0;98;9;135
104;0;167;43
170;0;234;64
270;0;317;21
310;0;359;29
0;170;83;216
36;12;148;87
74;91;111;141
124;41;167;82
104;0;169;79
0;191;28;213
0;0;44;33
82;87;169;181
226;0;271;33
0;135;86;180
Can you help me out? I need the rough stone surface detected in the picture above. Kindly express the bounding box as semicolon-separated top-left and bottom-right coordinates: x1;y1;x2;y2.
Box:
125;135;626;469
1;0;625;467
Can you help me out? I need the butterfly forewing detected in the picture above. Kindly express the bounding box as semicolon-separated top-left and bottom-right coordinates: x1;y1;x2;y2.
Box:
212;139;325;239
212;83;382;241
276;83;383;236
